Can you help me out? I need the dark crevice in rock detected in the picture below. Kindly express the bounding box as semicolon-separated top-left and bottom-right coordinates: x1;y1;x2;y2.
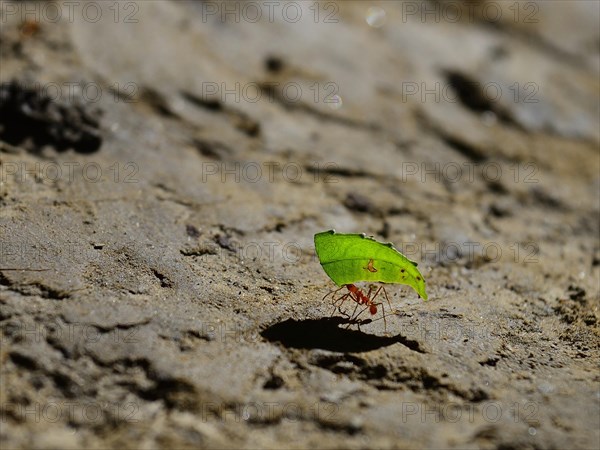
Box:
181;90;223;111
49;370;80;398
479;357;500;367
0;280;73;300
0;80;102;154
262;374;284;390
185;224;201;239
185;329;213;342
525;186;567;211
87;355;200;411
181;90;261;137
343;192;376;214
264;55;285;73
137;377;197;410
313;416;362;435
215;234;237;252
151;269;174;288
481;20;592;72
139;87;180;118
437;130;487;163
406;369;490;402
304;164;372;179
443;70;521;129
0;272;11;287
191;138;234;160
258;82;381;132
9;351;38;370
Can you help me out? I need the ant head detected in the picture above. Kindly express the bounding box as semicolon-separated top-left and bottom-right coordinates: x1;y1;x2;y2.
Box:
369;304;378;315
346;284;358;293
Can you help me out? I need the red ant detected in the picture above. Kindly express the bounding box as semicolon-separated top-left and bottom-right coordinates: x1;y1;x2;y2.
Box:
323;283;394;332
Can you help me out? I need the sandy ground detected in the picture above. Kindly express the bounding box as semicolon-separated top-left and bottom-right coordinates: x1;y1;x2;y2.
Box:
1;1;599;449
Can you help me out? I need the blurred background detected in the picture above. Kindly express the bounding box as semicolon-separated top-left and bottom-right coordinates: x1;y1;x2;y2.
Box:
1;1;599;449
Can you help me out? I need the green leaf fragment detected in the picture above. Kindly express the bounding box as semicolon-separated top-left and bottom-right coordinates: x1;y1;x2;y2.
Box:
314;229;428;300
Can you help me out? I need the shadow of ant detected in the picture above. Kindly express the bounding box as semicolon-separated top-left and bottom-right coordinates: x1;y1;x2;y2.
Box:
261;317;425;354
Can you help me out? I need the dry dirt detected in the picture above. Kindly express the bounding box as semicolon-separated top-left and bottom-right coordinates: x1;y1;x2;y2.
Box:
1;1;599;449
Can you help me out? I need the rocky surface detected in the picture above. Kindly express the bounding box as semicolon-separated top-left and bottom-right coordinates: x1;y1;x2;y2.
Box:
1;1;599;448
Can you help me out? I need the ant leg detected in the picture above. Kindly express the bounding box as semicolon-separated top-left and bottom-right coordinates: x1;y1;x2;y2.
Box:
346;285;376;330
323;285;345;303
377;302;387;333
344;300;363;329
381;286;393;315
328;286;350;313
371;286;393;312
333;288;363;322
345;285;372;329
347;304;370;332
338;289;361;328
331;292;351;317
371;286;394;331
352;303;370;325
